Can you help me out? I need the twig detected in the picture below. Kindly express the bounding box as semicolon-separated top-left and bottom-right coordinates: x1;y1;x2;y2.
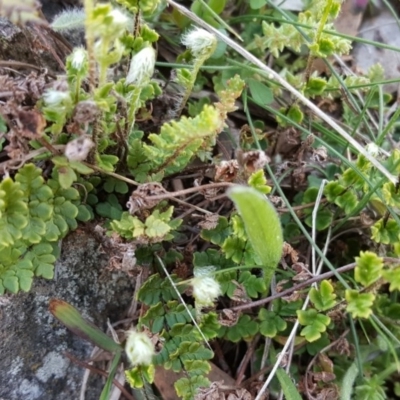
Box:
0;60;57;79
140;182;234;201
235;334;260;386
83;162;140;186
228;257;400;312
166;0;397;185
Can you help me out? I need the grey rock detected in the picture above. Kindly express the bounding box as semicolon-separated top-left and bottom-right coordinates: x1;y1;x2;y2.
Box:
0;230;134;400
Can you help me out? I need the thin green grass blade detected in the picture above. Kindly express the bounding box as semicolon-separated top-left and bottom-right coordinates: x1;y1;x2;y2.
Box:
100;351;122;400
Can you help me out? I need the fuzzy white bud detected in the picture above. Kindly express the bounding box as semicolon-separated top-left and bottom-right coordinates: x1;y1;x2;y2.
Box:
365;143;380;157
43;89;71;107
70;47;87;71
125;331;155;367
191;276;221;308
125;47;156;85
181;27;217;58
109;8;130;34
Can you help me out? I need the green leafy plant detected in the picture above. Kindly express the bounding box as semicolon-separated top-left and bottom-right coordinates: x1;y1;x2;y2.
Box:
2;0;400;398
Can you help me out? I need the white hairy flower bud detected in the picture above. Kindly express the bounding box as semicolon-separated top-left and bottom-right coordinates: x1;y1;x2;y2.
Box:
125;47;156;85
109;8;130;35
43;89;71;107
125;331;155;367
181;27;217;58
70;47;87;71
365;143;380;157
191;276;221;308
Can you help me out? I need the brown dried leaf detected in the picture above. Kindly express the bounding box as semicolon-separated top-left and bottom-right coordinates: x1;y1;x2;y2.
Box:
195;381;224;400
198;213;220;230
172;260;190;280
230;281;250;303
331;336;352;357
315;386;340;400
226;388;252;400
16;109;45;139
73;100;100;124
318;353;334;373
239;150;270;174
215;160;239;182
127;182;166;214
282;242;299;263
292;262;312;281
312;371;336;383
218;309;240;327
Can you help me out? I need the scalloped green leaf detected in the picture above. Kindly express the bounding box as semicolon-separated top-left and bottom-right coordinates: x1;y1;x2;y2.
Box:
103;177;129;194
371;219;400;244
248;170;272;194
125;364;155;389
137;273;183;305
76;204;92;221
239;271;267;298
305;76;327;96
57;166;77;189
258;308;287;338
145;215;172;238
297;309;330;342
0;178;29;247
201;216;231;245
178;341;214;362
382;182;400;207
309;280;337;311
324;181;357;215
382;267;400;292
175;375;210;400
25;243;56;278
96;194;123;219
345;290;375;319
20;217;46;244
355;251;383;287
219;314;259;342
96;154;119;172
3;275;19;293
182;359;211;377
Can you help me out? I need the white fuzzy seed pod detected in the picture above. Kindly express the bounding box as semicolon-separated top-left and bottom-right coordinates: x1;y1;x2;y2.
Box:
181;27;217;58
191;276;221;308
125;331;155;367
125;47;156;86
